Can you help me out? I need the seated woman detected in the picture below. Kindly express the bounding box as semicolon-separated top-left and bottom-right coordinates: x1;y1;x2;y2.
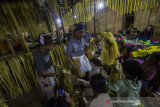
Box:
117;40;124;50
119;46;133;63
90;73;113;107
107;60;143;107
66;23;91;81
141;52;160;89
141;25;154;39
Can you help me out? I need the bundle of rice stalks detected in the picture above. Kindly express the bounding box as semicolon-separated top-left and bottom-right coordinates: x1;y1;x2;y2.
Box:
101;32;120;65
0;0;53;42
50;44;68;70
0;53;38;99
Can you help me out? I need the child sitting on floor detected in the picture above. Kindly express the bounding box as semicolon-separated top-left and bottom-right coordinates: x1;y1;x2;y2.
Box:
65;73;113;107
90;74;113;107
107;60;143;107
119;46;133;63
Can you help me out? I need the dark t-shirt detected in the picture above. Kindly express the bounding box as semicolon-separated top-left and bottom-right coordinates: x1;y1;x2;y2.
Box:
34;49;52;72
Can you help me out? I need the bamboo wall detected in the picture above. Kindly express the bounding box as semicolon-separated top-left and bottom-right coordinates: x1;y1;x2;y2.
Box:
86;5;160;38
134;7;160;38
86;8;123;34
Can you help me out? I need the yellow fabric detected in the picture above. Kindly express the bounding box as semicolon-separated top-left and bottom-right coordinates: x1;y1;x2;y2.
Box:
101;32;120;65
132;46;160;57
73;58;86;77
108;61;121;82
0;99;8;107
85;49;93;60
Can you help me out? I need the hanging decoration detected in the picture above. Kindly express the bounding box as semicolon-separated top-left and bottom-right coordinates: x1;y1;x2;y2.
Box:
60;0;159;26
0;0;54;41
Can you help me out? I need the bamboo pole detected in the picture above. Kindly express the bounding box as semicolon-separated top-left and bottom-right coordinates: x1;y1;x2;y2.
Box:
0;25;15;55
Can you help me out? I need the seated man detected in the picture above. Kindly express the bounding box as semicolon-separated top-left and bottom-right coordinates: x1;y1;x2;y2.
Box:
34;35;61;99
132;28;141;36
141;25;154;38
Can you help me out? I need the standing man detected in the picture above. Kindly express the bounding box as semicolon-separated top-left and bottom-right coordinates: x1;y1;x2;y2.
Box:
34;34;60;99
66;23;92;80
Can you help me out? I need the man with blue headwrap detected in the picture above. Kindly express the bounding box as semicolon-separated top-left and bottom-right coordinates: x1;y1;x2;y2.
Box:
66;23;91;80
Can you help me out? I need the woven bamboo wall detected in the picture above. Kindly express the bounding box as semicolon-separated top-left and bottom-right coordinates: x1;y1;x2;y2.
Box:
134;7;160;37
86;6;159;38
86;8;122;34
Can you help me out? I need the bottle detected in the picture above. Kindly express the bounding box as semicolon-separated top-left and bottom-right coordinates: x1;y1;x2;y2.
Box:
136;37;138;46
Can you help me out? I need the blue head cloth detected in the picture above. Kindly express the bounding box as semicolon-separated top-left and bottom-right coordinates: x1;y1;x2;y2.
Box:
74;23;85;32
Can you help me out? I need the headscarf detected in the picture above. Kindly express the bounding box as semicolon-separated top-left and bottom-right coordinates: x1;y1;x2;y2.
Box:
74;23;85;32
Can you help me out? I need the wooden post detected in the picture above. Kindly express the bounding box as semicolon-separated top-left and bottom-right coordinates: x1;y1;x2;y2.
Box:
84;0;87;30
98;9;100;33
113;10;115;34
47;8;61;42
94;0;96;34
72;8;75;25
59;7;66;35
154;4;160;37
105;8;107;31
148;8;152;25
122;0;125;32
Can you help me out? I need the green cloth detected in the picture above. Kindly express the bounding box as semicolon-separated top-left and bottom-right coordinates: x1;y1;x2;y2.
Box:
107;78;142;107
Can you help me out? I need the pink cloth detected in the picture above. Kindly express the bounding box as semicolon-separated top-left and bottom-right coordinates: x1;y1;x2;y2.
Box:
142;60;159;81
120;53;133;63
147;71;157;81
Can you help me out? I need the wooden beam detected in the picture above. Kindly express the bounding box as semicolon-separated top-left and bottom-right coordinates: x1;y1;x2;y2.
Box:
94;0;96;34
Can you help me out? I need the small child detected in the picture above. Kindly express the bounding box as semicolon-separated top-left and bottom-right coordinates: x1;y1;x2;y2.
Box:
119;46;133;63
117;40;124;49
108;60;143;107
90;74;113;107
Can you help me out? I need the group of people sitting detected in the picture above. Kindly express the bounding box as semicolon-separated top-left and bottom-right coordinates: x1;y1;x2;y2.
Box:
119;25;154;39
117;35;160;91
33;22;159;107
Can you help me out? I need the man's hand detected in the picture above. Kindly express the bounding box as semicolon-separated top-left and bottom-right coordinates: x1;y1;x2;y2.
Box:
65;73;78;83
65;91;74;105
